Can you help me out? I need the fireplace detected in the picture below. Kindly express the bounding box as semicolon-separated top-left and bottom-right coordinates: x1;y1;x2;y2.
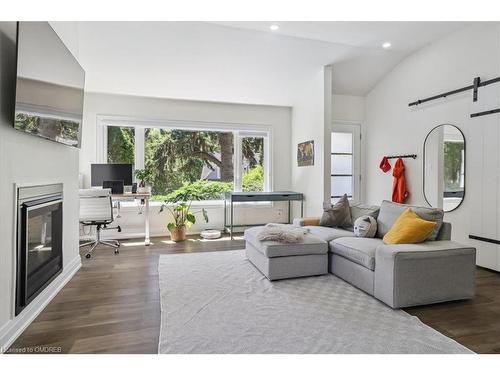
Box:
16;184;63;315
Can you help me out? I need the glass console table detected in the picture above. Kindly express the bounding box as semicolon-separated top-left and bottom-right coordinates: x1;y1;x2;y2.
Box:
223;191;304;239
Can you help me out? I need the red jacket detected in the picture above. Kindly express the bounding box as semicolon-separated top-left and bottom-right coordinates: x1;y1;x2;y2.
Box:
392;158;409;203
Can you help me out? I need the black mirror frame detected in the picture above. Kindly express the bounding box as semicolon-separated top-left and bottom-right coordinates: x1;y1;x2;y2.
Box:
423;124;466;213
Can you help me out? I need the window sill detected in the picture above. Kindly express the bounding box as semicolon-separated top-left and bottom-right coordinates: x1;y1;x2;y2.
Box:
116;199;274;211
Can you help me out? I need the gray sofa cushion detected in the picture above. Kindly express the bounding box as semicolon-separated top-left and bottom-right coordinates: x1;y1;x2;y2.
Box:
304;226;355;242
376;200;444;241
320;194;352;228
244;227;328;258
350;202;380;222
330;237;384;271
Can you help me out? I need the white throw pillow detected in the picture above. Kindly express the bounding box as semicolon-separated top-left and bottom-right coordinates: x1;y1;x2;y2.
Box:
354;215;377;238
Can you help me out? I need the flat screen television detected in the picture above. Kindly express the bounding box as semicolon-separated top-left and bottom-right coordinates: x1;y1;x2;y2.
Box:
14;22;85;148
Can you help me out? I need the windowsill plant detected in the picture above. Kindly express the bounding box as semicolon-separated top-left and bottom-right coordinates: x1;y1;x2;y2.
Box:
135;169;153;193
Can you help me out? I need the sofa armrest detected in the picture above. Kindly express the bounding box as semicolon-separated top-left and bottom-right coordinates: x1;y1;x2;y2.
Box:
374;241;476;308
293;217;321;227
436;222;452;240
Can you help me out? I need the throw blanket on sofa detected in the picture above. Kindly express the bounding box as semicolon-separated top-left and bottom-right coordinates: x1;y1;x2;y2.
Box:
257;223;307;243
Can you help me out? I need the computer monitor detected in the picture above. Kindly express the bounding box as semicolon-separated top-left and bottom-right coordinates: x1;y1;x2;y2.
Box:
91;164;133;187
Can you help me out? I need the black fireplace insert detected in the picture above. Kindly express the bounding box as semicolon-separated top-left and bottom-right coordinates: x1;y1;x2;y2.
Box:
16;184;63;315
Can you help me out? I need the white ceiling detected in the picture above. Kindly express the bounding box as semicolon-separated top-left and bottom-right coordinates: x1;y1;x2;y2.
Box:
211;22;468;51
212;22;471;96
71;21;470;104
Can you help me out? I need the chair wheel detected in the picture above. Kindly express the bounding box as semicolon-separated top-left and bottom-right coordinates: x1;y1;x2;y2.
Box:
85;253;91;259
114;249;119;254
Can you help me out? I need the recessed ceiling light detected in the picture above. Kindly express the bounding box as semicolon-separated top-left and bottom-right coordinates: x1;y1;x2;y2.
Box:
270;24;280;31
382;42;392;49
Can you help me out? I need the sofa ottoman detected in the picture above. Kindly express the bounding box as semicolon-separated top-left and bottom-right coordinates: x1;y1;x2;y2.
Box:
244;226;328;280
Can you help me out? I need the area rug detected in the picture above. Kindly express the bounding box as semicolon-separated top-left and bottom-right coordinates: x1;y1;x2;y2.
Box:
158;250;472;354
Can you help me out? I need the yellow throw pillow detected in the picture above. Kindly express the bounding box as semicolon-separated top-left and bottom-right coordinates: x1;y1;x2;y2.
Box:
383;208;437;245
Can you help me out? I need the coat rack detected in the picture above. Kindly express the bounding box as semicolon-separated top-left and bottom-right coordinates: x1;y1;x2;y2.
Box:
408;76;500;118
386;154;417;160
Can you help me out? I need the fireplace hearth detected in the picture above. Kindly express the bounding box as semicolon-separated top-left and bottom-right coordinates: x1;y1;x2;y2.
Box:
16;184;63;315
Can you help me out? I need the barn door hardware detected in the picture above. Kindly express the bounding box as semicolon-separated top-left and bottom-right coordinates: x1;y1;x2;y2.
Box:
470;108;500;118
408;76;500;107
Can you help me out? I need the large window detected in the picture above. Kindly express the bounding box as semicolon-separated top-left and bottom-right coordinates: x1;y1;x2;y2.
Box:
103;122;269;201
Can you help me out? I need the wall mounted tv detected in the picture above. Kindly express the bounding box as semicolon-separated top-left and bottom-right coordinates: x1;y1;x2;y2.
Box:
14;22;85;148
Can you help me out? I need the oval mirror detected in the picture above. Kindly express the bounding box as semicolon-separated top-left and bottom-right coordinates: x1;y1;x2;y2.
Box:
423;124;465;212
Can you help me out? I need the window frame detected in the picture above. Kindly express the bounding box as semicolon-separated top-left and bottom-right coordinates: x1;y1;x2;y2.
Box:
96;116;272;196
330;123;361;203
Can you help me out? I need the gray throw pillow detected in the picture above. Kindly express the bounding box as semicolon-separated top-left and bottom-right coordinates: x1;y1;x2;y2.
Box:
376;200;444;241
350;202;380;223
320;194;352;228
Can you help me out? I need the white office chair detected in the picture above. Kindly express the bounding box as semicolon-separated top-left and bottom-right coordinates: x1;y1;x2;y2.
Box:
79;189;121;258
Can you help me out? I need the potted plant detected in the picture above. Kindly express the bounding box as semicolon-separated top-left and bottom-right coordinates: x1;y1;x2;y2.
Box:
135;169;152;193
159;193;209;242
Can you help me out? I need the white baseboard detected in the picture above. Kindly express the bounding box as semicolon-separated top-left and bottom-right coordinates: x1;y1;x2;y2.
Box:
0;255;82;353
95;228;245;242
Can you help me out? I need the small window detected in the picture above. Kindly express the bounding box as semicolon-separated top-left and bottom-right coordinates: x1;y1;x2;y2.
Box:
331;132;353;203
107;126;135;167
241;136;265;192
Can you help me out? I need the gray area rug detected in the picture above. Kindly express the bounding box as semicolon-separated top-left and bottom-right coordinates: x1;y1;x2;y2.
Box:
158;250;472;354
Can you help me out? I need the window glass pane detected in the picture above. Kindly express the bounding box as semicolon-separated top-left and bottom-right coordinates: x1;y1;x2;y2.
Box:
107;126;135;167
331;154;352;175
331;176;352;197
144;128;234;200
331;132;352;153
242;137;264;192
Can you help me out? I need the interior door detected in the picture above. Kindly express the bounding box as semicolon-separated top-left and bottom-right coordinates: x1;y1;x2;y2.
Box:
331;123;361;203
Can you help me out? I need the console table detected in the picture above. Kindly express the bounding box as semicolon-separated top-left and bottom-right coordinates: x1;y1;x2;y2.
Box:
223;191;304;239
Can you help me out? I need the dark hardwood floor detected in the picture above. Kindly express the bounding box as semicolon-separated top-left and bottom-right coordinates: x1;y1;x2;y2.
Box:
405;267;500;354
7;234;500;354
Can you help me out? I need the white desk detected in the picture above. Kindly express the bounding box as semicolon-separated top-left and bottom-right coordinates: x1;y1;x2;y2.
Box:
111;192;151;246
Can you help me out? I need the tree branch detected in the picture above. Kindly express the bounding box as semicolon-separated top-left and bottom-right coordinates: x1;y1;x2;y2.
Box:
191;151;222;168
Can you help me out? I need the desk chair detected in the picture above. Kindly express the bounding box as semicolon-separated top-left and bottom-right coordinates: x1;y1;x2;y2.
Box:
79;188;121;258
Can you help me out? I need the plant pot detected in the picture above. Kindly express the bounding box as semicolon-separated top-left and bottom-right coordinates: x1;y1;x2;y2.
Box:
137;186;151;194
170;225;187;242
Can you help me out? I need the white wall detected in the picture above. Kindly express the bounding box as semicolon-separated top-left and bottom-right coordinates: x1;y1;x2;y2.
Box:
80;92;292;237
364;23;500;271
332;94;365;123
290;68;330;218
0;22;81;351
288;70;361;218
